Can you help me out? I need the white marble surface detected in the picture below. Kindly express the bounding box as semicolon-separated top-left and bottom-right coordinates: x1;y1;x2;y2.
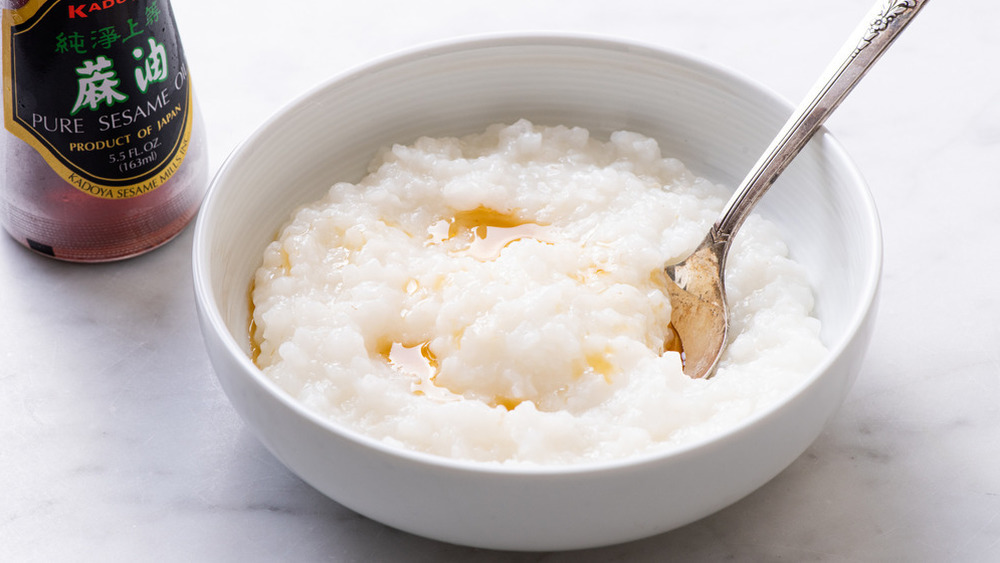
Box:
3;0;999;560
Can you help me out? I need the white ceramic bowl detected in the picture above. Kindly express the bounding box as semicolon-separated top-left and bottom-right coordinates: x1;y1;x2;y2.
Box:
192;34;881;551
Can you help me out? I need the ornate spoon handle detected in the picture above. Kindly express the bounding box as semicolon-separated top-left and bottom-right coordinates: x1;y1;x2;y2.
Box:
713;0;929;241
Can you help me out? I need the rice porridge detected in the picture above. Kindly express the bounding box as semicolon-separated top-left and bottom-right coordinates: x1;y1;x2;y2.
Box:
250;120;826;464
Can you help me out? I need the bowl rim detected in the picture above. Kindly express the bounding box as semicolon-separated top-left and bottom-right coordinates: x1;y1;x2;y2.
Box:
192;31;882;476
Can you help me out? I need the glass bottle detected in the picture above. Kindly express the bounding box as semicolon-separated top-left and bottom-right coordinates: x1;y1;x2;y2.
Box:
1;0;207;262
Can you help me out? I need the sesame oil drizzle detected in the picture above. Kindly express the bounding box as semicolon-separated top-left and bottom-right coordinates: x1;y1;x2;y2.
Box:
426;207;553;261
251;207;665;411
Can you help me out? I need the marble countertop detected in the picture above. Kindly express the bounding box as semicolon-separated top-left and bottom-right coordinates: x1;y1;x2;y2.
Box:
4;0;999;560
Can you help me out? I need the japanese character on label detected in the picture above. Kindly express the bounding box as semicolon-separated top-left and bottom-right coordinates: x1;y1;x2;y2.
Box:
122;19;145;42
132;37;169;94
146;4;161;25
55;32;87;55
91;26;121;50
70;56;129;115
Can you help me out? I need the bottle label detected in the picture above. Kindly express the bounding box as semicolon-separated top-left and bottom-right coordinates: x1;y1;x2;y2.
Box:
2;0;193;200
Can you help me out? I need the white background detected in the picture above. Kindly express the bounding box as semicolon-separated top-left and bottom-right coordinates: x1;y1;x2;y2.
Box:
3;0;998;560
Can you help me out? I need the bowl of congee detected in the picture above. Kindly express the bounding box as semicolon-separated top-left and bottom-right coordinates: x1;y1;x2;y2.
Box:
192;34;881;551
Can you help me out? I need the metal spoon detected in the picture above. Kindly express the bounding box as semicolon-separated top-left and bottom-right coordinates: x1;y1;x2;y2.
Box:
664;0;928;379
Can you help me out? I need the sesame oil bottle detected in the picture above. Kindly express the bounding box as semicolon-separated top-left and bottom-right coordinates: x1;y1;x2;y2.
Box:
1;0;207;261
